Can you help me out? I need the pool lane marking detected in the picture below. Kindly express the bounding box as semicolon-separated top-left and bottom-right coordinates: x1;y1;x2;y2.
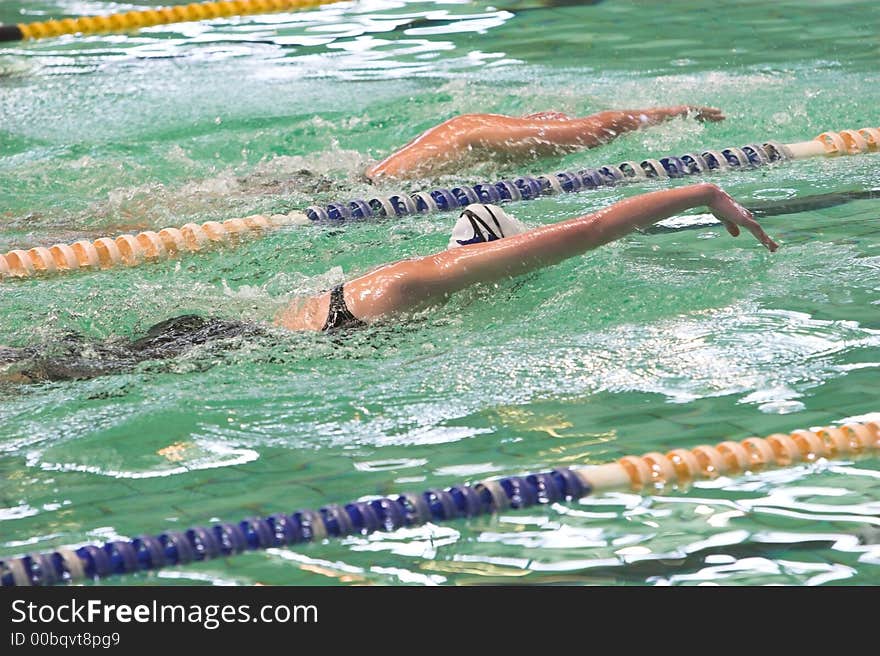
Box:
0;419;877;586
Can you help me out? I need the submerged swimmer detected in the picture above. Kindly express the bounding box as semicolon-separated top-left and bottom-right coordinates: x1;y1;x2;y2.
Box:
364;105;725;180
2;183;776;383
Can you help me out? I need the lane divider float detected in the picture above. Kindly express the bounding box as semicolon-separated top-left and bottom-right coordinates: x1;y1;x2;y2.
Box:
1;418;876;586
0;212;307;279
0;0;349;43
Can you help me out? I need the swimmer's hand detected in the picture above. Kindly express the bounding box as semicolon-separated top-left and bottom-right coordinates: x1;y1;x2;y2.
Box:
707;184;778;252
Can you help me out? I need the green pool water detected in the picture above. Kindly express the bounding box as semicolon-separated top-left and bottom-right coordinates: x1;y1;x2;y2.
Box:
1;0;879;586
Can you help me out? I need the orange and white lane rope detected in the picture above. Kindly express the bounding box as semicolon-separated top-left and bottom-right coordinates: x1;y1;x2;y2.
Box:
575;421;880;492
0;212;307;279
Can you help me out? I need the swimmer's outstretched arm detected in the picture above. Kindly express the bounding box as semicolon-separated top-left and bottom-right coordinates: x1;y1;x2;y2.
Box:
276;183;776;330
365;106;724;180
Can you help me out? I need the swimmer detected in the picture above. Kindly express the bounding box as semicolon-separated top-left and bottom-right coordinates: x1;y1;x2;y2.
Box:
27;105;723;240
1;183;775;382
365;105;725;180
278;182;776;329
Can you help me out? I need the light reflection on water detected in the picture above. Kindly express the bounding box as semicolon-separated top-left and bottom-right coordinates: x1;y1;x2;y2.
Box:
1;2;519;78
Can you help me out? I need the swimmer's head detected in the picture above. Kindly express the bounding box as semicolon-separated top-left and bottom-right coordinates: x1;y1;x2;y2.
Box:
448;204;528;249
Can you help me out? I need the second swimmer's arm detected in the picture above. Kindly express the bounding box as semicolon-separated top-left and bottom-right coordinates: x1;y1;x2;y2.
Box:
364;106;724;180
473;106;726;152
343;184;777;320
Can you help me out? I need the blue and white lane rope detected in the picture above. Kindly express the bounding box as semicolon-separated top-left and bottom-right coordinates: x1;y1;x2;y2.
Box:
0;467;589;587
304;126;880;221
304;141;791;221
2;419;877;586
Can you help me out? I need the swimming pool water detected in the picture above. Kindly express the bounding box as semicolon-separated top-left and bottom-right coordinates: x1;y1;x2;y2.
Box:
1;0;879;585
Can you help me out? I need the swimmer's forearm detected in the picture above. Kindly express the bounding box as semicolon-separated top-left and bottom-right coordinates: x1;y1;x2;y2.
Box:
482;107;707;148
418;184;722;295
466;109;680;151
574;106;715;144
559;182;719;247
606;106;691;127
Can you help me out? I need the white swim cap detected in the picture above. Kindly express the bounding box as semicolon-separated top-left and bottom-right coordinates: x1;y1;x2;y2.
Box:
448;204;528;249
